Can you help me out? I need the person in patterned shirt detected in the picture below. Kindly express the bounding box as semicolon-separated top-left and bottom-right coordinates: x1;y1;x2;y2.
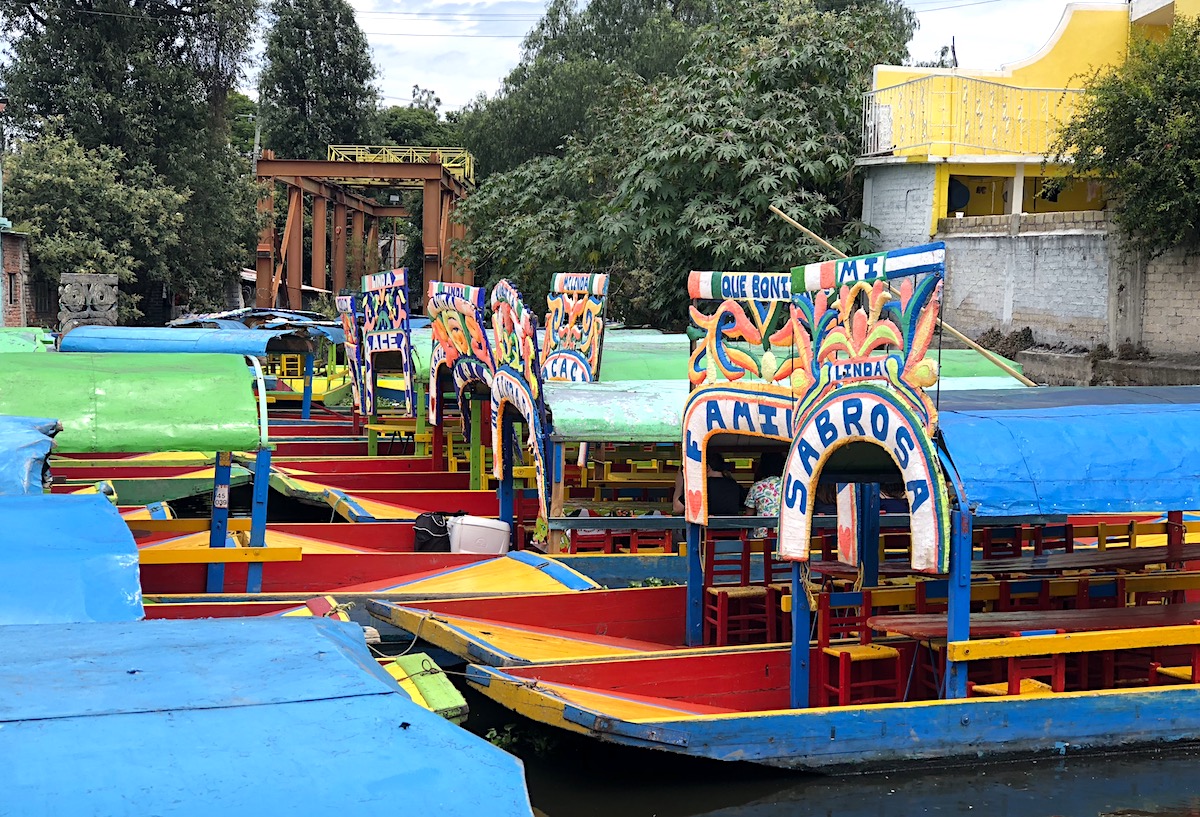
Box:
744;451;785;539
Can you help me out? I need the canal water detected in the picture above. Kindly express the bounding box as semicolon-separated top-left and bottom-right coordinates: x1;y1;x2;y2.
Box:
463;687;1200;817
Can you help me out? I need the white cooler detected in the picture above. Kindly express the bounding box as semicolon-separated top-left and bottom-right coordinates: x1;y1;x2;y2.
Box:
448;516;511;554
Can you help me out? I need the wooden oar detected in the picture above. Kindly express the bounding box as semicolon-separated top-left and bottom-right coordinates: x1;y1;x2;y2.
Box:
768;204;1038;387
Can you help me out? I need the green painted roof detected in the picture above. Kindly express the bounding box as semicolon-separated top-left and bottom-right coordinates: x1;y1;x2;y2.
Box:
546;380;689;442
0;353;261;453
935;349;1023;379
0;328;55;353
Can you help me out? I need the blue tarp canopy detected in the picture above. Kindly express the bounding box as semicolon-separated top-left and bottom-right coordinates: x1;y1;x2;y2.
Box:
0;495;143;624
0;618;533;815
60;326;318;355
0;416;59;494
938;386;1200;518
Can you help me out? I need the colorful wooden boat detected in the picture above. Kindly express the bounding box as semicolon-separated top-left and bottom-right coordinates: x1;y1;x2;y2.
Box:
406;244;1200;771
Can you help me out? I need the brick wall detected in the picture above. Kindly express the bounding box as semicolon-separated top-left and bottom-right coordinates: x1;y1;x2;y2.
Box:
1141;250;1200;356
862;163;936;251
1;232;30;328
936;213;1112;348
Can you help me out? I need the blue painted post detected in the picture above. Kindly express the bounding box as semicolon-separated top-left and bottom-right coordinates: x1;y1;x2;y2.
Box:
790;561;810;709
685;523;704;646
944;509;973;698
246;447;272;593
858;483;881;588
499;414;515;538
301;353;314;420
206;451;233;593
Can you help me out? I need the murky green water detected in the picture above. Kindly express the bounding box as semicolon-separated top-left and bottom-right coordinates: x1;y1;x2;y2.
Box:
463;687;1200;817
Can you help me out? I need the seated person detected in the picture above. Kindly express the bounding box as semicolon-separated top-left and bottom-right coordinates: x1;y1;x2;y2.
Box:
743;451;784;539
706;453;745;517
671;455;745;517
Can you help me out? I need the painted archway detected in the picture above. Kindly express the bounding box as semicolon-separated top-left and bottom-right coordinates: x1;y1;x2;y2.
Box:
681;384;796;524
777;384;950;573
490;281;552;522
427;281;494;433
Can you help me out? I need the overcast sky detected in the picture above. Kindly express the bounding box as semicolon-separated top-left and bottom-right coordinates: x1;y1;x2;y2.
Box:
338;0;1127;112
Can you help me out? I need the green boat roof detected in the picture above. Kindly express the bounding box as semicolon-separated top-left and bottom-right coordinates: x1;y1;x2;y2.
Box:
0;353;261;453
546;381;690;442
413;324;1024;392
0;328;56;353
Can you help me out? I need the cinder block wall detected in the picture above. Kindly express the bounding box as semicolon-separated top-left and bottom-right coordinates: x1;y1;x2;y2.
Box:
861;163;936;251
934;213;1112;349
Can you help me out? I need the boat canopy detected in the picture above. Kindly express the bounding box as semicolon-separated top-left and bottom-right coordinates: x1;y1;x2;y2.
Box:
60;325;318;355
0;327;56;353
0;495;142;625
0;353;261;453
939;386;1200;518
0;618;533;815
547;380;689;443
0;416;59;494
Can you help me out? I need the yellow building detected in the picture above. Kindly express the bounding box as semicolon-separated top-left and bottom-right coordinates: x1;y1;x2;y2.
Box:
860;0;1200;249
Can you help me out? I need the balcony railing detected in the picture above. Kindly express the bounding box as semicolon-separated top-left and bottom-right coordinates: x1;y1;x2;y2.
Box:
861;75;1083;158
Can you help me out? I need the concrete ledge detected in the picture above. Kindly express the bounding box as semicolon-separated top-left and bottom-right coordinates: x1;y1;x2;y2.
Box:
1094;358;1200;387
938;211;1109;236
1015;349;1093;386
1017;349;1200;386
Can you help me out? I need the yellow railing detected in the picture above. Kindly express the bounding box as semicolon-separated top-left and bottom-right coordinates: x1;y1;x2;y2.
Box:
328;145;475;186
862;76;1083;158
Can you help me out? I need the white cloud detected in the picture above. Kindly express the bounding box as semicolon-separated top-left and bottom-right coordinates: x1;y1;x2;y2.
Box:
348;0;544;110
248;1;1126;115
906;0;1126;72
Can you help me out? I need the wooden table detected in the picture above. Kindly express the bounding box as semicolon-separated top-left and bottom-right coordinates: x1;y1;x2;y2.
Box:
811;542;1200;581
972;542;1200;574
868;602;1200;640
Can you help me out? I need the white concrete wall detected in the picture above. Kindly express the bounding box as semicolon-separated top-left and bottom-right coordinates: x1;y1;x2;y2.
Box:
861;162;936;251
936;213;1111;347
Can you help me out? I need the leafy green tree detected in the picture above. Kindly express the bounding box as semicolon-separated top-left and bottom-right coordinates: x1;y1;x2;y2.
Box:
258;0;379;159
5;131;186;321
1;0;263;316
455;0;916;326
227;91;259;157
1051;19;1200;255
459;0;715;177
377;87;461;147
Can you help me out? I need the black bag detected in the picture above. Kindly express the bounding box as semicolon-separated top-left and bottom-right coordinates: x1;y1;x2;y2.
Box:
414;512;452;552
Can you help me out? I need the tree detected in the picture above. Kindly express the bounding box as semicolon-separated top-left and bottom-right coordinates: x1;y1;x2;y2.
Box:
458;0;716;177
1051;19;1200;255
377;85;461;147
4;131;186;321
227;91;259;157
2;0;264;316
258;0;379;159
455;0;916;326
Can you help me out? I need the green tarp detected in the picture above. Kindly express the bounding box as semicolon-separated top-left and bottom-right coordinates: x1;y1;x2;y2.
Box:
0;353;261;453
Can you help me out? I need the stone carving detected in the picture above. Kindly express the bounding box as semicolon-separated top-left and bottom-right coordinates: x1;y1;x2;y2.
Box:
58;273;118;333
